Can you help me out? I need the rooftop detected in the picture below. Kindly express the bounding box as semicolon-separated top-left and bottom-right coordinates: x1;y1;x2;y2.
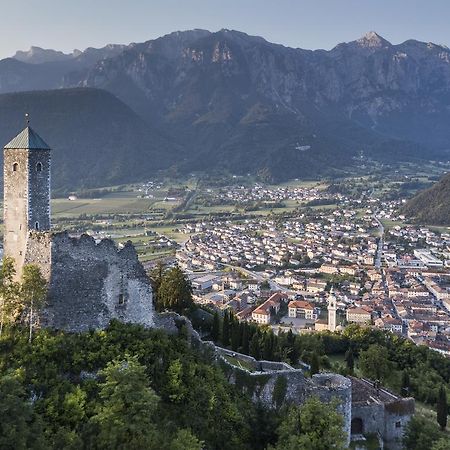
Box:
4;126;51;150
350;377;399;404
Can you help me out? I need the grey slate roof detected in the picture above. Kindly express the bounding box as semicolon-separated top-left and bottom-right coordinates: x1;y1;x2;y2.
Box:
4;126;51;150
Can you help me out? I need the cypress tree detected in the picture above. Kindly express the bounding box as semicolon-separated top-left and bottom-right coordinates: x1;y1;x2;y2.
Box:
211;311;221;342
250;332;261;360
401;370;410;397
222;310;230;347
286;329;294;346
437;384;448;431
310;352;320;375
290;335;300;365
271;333;280;360
344;347;354;374
241;323;250;354
263;333;273;360
231;322;240;351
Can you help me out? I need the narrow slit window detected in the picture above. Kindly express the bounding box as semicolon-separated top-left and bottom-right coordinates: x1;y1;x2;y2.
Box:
12;163;18;172
35;222;39;230
36;162;43;172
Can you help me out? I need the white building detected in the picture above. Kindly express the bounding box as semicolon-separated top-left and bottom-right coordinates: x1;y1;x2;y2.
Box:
288;300;317;320
328;290;337;332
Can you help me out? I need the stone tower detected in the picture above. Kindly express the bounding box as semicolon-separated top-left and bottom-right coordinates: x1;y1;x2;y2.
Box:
3;125;51;276
327;289;337;332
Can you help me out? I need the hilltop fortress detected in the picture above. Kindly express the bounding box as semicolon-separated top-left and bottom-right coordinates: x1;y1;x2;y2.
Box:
2;124;414;448
3;125;154;331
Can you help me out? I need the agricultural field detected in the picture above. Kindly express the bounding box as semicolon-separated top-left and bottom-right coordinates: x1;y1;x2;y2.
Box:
1;161;448;263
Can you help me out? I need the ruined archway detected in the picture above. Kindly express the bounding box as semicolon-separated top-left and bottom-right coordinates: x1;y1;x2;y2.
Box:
351;417;364;434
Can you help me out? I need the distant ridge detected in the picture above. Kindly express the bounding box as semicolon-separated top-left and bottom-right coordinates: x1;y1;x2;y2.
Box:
0;88;177;190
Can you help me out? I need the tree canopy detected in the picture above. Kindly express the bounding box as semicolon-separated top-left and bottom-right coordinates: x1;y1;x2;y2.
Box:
273;397;346;450
152;266;193;313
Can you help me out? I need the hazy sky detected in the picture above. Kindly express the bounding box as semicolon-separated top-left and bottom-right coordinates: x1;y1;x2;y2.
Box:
1;0;449;58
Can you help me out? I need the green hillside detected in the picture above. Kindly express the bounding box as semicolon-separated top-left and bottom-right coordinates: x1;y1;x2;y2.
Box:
402;173;450;225
0;88;178;190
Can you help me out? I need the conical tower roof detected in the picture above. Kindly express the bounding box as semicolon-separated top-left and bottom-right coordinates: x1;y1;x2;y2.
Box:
4;126;50;150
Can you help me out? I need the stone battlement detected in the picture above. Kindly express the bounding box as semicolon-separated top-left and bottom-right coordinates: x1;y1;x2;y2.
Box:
23;231;154;332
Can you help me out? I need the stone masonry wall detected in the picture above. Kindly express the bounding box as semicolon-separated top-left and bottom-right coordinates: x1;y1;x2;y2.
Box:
3;149;30;276
215;346;352;445
27;232;154;332
27;150;51;231
308;373;352;443
24;231;52;280
384;399;415;449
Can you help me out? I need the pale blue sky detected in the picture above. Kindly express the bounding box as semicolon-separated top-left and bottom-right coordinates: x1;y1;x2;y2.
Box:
1;0;448;58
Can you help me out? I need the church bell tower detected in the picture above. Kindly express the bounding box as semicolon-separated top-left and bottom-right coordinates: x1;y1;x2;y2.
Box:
3;122;51;275
327;289;337;332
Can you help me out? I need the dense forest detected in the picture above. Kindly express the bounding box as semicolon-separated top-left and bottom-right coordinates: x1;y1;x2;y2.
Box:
0;321;349;450
1;318;449;449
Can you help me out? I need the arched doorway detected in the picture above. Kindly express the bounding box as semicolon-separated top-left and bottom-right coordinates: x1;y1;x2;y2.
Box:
351;417;364;434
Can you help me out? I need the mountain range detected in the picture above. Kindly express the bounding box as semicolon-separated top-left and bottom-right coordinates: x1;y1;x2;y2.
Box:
1;30;450;189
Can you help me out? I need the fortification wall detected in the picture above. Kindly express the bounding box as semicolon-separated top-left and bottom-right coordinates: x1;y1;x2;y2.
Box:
31;232;154;332
308;373;352;442
352;392;415;450
352;402;385;436
214;346;351;444
384;399;415;449
24;231;53;280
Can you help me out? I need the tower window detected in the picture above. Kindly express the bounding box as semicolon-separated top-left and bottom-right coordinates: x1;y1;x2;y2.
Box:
36;162;43;172
35;222;39;231
12;163;18;172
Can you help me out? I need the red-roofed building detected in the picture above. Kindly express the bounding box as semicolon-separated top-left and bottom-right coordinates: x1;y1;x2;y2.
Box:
346;306;373;325
288;300;317;320
251;292;288;325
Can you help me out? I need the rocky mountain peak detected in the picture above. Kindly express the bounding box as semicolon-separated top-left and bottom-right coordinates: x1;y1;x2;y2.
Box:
13;46;73;64
356;31;391;49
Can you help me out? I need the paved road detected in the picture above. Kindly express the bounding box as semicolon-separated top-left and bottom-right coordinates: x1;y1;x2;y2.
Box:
374;216;384;269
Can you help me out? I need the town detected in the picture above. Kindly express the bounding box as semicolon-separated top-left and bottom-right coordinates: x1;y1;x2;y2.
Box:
40;164;450;359
172;175;450;357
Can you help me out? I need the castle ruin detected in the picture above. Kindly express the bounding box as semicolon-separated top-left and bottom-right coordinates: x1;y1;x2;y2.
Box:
3;125;154;331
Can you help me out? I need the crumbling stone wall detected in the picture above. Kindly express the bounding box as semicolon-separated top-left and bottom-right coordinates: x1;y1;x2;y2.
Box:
308;373;352;442
350;377;414;450
214;347;352;445
384;398;415;445
26;232;154;332
24;231;52;280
